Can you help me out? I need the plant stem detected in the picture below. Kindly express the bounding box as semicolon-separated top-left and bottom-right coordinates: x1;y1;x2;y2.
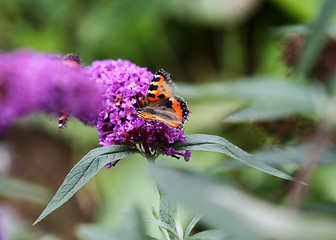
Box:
287;125;333;209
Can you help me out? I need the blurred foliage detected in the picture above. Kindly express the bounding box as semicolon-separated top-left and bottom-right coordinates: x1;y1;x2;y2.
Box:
2;0;336;239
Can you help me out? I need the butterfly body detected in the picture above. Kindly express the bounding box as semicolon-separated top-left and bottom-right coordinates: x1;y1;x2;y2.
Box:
137;69;190;130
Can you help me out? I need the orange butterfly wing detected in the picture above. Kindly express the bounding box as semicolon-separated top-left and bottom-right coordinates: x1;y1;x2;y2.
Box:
145;69;175;104
137;69;190;130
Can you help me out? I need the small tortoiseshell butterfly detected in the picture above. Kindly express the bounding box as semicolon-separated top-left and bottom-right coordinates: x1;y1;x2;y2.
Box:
63;53;81;68
58;53;82;132
137;69;190;130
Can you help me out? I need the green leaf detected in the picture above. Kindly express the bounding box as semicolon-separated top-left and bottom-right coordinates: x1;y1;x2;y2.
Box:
182;78;328;121
76;207;146;240
151;207;171;240
152;207;160;220
215;145;309;172
218;144;336;172
34;145;138;225
118;207;147;240
189;230;231;240
272;24;311;37
273;24;336;38
0;176;49;204
225;104;297;122
159;193;177;240
225;80;327;121
145;237;160;240
76;225;120;240
150;165;260;240
180;77;309;102
144;217;181;240
151;165;336;240
173;134;295;181
225;80;329;122
184;214;203;237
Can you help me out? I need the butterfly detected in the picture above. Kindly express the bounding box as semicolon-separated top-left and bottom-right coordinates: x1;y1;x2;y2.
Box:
63;53;81;68
58;53;82;132
58;109;71;132
137;69;190;130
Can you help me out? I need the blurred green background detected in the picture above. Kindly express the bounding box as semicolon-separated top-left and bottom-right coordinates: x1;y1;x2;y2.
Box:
1;0;336;239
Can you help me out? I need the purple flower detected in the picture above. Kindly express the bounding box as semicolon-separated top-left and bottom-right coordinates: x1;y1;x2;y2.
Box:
85;59;191;162
162;147;191;161
0;50;191;162
0;50;103;132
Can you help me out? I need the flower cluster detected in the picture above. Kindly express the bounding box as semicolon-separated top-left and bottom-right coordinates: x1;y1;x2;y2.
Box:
0;50;102;132
85;59;191;162
0;50;191;162
282;35;336;82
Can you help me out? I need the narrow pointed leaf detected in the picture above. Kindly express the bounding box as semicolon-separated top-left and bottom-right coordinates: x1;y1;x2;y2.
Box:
144;217;181;240
150;165;260;240
152;207;171;240
0;177;49;204
76;207;146;240
173;134;295;181
146;237;160;240
189;229;231;240
119;207;147;240
185;214;203;237
225;104;300;122
76;225;120;240
160;193;177;240
151;165;336;240
34;145;138;225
